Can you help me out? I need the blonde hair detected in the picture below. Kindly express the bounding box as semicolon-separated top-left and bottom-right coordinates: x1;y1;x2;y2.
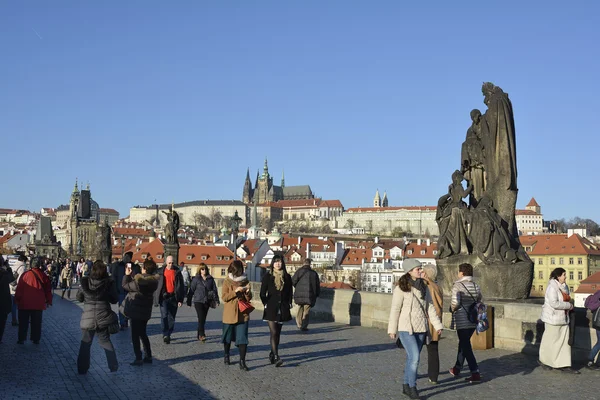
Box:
422;264;438;281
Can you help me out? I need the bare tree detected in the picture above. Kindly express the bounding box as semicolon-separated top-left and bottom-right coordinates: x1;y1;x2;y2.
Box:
344;219;356;230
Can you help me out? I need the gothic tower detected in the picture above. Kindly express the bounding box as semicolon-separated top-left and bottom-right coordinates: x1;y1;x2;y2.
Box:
242;168;253;204
374;189;381;208
382;191;389;207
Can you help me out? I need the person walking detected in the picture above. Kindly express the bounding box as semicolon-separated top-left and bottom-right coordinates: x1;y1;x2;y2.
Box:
110;251;140;330
538;267;579;373
154;255;184;344
0;259;16;343
76;257;86;285
260;255;293;367
14;257;53;345
584;288;600;369
60;262;73;299
180;262;191;297
187;263;219;342
421;264;443;384
122;258;159;366
222;260;253;371
76;260;119;374
9;255;27;326
448;263;483;382
291;257;320;332
388;259;443;400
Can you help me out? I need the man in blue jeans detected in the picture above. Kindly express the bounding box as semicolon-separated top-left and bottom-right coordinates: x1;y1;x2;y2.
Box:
110;252;140;330
154;256;184;344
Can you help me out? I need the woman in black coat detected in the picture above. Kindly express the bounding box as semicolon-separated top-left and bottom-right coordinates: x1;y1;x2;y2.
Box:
186;263;219;342
76;260;119;374
260;255;293;367
0;260;15;343
122;259;159;366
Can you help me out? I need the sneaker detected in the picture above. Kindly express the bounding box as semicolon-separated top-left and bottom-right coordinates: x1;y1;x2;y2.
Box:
586;361;600;370
465;372;481;383
428;378;438;385
449;367;460;377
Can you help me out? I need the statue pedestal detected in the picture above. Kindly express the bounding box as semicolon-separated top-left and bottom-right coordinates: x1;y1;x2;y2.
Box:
437;255;534;300
164;243;180;265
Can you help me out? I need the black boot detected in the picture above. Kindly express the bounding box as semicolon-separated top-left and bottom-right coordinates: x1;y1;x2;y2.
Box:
268;351;275;364
407;386;421;400
274;355;283;367
239;360;249;371
402;384;409;396
224;343;231;365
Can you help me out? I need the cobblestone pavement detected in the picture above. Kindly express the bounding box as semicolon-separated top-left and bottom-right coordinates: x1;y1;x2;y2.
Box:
1;289;598;400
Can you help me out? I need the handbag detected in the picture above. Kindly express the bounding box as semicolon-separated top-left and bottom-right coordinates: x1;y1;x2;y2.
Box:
107;311;120;335
593;308;600;330
238;299;255;314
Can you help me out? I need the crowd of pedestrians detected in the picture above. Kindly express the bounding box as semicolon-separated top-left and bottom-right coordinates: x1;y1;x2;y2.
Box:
2;251;600;399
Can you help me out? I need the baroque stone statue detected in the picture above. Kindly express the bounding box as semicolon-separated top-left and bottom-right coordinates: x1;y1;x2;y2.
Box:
162;208;180;245
435;83;533;299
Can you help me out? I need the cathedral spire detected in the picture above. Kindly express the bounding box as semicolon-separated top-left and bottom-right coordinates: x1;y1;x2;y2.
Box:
263;157;269;178
73;178;79;193
281;169;285;188
382;190;388;207
374;189;381;208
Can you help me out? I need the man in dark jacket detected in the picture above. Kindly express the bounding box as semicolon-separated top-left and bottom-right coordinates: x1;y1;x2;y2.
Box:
0;259;16;343
154;255;184;344
292;258;320;331
110;252;140;329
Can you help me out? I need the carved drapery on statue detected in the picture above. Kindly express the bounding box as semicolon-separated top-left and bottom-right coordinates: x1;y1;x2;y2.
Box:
435;83;533;299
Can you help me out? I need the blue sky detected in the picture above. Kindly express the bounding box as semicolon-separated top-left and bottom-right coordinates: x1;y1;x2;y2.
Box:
2;1;599;222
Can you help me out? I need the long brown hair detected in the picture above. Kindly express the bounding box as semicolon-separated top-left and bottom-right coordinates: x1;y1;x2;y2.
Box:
397;273;412;292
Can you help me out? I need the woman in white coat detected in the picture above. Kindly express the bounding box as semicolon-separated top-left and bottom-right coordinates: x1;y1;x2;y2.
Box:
538;267;579;373
388;260;443;400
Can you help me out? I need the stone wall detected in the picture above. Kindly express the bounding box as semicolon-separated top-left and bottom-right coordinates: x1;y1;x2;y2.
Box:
215;279;598;361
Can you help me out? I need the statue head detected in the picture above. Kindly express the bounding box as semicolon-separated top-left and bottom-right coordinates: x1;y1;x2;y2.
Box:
451;170;464;184
482;82;496;105
470;109;481;123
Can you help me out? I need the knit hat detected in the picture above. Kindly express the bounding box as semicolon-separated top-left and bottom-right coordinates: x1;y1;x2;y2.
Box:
403;259;422;273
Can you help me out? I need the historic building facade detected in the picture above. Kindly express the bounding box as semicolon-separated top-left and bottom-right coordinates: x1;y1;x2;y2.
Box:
515;197;544;235
242;159;314;205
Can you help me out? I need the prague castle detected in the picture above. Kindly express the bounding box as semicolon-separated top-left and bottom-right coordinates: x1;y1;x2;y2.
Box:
242;158;314;204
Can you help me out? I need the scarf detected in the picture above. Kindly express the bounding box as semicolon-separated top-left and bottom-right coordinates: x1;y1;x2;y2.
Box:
410;277;427;300
228;273;249;286
272;268;284;291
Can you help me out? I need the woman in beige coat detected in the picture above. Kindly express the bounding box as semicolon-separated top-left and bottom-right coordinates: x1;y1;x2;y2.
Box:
221;260;253;371
388;259;443;400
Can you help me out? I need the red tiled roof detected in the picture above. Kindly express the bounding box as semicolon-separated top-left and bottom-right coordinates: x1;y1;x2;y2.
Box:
113;227;150;237
520;234;600;256
131;240;165;263
178;245;235;265
574;271;600;294
526;197;540;207
405;242;437;258
346;206;436;213
99;208;119;215
516;209;539;215
320;200;344;208
275;199;321;208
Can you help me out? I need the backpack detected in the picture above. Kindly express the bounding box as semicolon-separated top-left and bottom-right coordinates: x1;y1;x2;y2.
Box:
459;282;489;334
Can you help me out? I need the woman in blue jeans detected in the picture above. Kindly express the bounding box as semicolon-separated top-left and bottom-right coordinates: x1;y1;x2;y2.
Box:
388;260;443;400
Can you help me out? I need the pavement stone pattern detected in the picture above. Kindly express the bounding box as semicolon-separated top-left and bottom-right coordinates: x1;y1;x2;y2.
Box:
0;288;598;400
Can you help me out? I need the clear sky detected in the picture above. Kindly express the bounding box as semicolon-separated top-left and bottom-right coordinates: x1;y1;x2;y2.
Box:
2;1;599;222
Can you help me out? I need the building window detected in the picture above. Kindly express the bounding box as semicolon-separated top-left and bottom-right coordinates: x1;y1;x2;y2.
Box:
538;258;543;265
578;271;583;280
538;271;543;279
569;271;574;280
578;257;583;265
570;286;574;292
559;258;564;265
539;285;543;292
220;268;226;276
569;257;574;265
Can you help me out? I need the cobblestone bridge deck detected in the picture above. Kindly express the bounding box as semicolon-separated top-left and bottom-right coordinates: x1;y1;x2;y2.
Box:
0;289;597;400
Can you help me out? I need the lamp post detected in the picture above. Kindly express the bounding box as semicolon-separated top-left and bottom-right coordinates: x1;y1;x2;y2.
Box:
231;210;243;260
120;235;125;261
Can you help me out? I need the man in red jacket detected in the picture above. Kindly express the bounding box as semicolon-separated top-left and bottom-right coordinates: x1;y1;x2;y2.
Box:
15;257;53;344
